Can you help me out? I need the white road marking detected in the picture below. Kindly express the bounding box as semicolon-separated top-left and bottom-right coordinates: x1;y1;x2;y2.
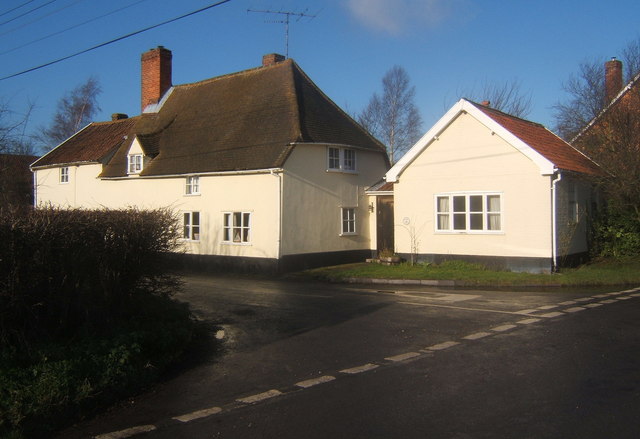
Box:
559;300;577;305
593;294;610;298
491;324;517;332
95;425;157;439
237;389;282;404
400;301;536;316
463;331;492;340
539;311;564;318
515;309;539;315
616;296;632;300
173;407;222;422
340;363;379;374
564;307;586;313
537;305;558;310
296;375;336;388
584;303;603;308
599;299;617;304
385;352;421;362
573;297;592;302
516;318;541;325
426;341;460;351
394;291;481;302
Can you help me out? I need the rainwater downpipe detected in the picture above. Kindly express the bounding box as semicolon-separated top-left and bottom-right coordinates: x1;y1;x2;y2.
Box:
270;169;283;262
551;172;562;272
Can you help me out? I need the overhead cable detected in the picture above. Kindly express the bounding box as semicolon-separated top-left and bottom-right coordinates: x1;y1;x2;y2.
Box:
0;0;233;81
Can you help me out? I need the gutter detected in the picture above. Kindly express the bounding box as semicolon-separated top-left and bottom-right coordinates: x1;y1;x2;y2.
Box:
100;168;284;180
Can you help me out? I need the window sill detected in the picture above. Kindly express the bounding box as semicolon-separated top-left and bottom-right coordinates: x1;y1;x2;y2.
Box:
184;193;201;197
222;241;252;246
339;233;358;237
326;169;358;175
435;230;504;235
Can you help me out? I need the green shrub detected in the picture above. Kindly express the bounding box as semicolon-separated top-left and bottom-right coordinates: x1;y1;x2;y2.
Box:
592;207;640;258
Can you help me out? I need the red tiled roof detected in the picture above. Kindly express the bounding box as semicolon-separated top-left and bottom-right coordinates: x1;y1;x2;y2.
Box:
32;118;138;168
471;102;604;176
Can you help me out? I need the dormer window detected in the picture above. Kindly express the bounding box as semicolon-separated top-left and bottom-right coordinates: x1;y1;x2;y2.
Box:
327;146;357;172
128;154;143;174
185;176;200;195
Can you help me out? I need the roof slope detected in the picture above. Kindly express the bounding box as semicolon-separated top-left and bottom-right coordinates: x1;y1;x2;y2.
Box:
387;99;602;182
470;101;604;176
32;118;138;168
35;58;385;178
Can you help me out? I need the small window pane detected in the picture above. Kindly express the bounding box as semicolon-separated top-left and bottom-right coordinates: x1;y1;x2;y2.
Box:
437;214;450;230
453;196;466;212
470;195;482;212
488;213;501;231
487;195;500;212
437;196;449;213
470;213;483;230
453;213;466;230
183;213;190;239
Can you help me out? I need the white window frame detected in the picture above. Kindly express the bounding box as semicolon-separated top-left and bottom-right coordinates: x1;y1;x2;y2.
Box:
185;176;200;195
327;146;357;173
223;212;251;244
340;207;357;236
435;192;503;233
59;166;69;184
127;154;143;174
183;211;200;241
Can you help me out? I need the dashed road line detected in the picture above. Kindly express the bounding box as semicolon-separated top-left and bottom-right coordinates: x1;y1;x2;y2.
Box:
538;311;564;318
296;375;336;388
94;425;157;439
463;331;492;340
426;341;460;351
237;389;282;404
340;363;379;374
385;352;421;362
94;286;640;439
172;407;222;423
491;324;517;332
516;318;541;325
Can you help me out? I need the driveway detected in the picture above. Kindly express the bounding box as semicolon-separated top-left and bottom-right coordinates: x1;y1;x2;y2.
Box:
57;275;640;438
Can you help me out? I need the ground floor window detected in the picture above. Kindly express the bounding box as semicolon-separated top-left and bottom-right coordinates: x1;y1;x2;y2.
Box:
223;212;251;243
341;207;356;235
183;211;200;241
436;193;502;232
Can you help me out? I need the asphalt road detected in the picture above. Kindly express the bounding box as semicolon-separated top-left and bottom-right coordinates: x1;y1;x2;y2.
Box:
57;276;640;439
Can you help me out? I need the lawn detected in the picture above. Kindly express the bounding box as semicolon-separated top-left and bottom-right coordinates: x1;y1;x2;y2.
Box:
295;258;640;287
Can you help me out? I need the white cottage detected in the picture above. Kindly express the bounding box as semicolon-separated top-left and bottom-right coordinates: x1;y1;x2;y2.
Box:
376;99;603;273
32;47;389;272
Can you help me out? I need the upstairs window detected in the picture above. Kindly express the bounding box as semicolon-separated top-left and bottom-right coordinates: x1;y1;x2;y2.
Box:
185;176;200;195
223;212;251;244
436;193;502;233
183;212;200;241
128;154;143;174
59;167;69;183
328;147;357;172
341;207;356;235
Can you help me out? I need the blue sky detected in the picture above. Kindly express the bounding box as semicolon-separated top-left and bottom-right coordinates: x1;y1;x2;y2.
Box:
2;0;640;145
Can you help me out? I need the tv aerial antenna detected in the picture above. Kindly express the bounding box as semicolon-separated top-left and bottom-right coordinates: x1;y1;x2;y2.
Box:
247;8;317;59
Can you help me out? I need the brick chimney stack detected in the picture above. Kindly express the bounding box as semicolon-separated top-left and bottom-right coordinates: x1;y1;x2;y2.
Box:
605;57;623;103
262;53;285;67
141;46;172;112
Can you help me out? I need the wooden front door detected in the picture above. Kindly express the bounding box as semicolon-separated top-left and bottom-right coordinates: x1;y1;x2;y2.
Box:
376;195;395;254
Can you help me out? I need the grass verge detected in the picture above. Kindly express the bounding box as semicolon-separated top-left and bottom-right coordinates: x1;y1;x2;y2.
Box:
293;257;640;287
0;293;202;439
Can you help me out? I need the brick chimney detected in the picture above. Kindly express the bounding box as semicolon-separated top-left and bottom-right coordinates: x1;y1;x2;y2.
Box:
141;46;172;112
605;57;623;103
262;53;285;67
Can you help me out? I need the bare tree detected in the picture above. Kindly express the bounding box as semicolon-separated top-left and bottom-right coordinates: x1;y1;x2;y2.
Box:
0;98;36;155
553;37;640;140
358;66;422;164
41;76;101;150
461;79;533;118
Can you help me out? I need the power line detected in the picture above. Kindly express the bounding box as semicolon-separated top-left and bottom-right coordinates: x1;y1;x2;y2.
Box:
0;0;149;55
0;0;37;18
0;0;84;38
0;0;233;82
0;0;57;26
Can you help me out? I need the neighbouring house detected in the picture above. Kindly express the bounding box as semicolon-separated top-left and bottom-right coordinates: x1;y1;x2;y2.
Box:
371;98;604;273
1;153;37;209
31;47;389;272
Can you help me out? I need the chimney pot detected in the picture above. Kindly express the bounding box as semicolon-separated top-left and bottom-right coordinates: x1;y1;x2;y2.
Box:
480;100;491;107
141;46;172;112
111;113;128;121
262;53;285;67
605;57;623;103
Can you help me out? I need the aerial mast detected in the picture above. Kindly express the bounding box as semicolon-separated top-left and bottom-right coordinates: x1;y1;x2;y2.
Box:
247;8;317;59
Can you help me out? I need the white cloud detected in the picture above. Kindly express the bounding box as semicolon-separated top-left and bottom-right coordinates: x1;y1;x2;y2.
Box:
347;0;470;35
